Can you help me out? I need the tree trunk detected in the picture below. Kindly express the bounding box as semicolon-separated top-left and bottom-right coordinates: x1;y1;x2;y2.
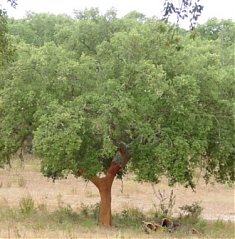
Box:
98;177;112;226
90;163;121;226
88;143;131;226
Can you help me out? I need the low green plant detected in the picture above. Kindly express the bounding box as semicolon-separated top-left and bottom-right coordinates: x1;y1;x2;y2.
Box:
19;196;35;215
177;201;206;234
114;207;145;228
80;203;89;217
179;201;203;219
206;220;235;238
80;203;99;221
52;205;80;224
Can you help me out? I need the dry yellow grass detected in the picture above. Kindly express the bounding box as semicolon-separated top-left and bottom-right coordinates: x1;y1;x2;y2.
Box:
0;158;234;221
0;158;234;238
0;221;212;239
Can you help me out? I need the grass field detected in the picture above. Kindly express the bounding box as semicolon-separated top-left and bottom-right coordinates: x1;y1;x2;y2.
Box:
0;157;234;238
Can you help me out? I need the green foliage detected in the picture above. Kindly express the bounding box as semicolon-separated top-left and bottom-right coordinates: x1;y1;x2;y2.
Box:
206;220;235;238
19;197;35;215
80;203;100;221
177;202;206;234
52;206;80;224
198;18;235;43
33;102;84;179
179;201;203;219
8;13;74;46
0;9;15;68
0;11;234;188
115;208;145;228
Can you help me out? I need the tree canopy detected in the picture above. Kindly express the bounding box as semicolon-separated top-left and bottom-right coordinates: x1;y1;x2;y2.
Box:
0;9;234;225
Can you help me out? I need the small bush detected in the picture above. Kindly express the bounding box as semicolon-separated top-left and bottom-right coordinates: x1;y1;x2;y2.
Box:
80;203;99;221
193;218;207;231
115;207;145;228
19;197;35;215
80;203;89;217
179;201;203;219
52;205;80;224
178;201;205;232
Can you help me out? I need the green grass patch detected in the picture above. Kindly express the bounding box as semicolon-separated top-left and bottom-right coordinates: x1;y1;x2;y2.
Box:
114;207;146;229
0;203;234;238
205;220;235;238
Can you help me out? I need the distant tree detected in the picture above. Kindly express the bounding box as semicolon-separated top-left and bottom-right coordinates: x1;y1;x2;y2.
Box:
0;8;15;68
198;18;235;43
8;13;74;46
0;9;8;66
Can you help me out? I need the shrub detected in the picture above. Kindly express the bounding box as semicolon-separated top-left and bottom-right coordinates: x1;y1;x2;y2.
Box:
19;197;35;215
115;207;145;228
179;201;203;219
52;205;81;226
178;201;205;232
80;203;99;221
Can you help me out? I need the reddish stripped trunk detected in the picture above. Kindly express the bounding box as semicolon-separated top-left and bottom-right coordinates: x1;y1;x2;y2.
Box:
85;142;130;226
90;163;121;226
98;177;113;225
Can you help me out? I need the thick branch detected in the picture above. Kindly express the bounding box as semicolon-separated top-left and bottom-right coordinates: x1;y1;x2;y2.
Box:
89;175;102;188
76;168;101;188
77;141;131;188
90;163;121;189
111;141;131;169
106;163;122;179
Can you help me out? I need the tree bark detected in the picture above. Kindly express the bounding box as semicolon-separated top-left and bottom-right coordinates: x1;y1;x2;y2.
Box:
90;163;121;226
97;177;113;225
86;142;131;226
